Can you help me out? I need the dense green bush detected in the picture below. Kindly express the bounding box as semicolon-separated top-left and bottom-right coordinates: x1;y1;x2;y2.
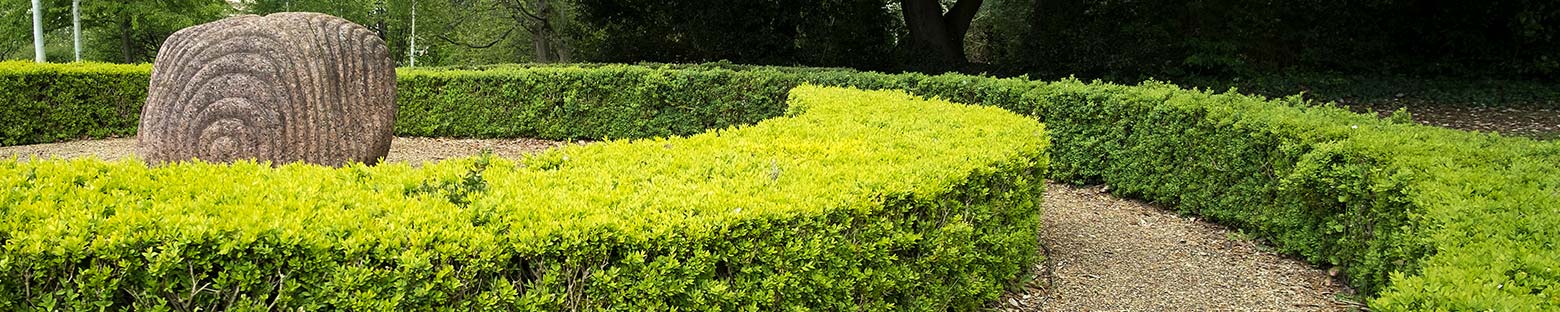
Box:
0;61;149;146
2;61;1555;310
901;76;1558;309
399;64;1560;309
0;85;1049;310
1026;82;1559;310
393;64;1028;141
0;62;882;145
395;65;799;140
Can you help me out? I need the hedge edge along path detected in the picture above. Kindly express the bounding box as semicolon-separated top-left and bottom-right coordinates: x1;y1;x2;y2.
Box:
2;61;1557;310
0;86;1049;310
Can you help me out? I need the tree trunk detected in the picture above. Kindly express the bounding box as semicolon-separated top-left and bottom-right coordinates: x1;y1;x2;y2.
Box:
121;13;135;63
555;39;572;62
553;21;572;63
900;0;983;69
31;0;44;62
502;0;570;63
409;0;417;66
73;0;80;62
529;0;557;63
373;0;387;41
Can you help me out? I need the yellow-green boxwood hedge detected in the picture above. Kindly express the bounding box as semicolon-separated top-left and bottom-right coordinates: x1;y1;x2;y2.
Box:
0;85;1049;310
1;61;1557;310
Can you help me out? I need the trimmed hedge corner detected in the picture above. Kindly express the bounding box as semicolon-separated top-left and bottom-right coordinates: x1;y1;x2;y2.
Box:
0;86;1049;310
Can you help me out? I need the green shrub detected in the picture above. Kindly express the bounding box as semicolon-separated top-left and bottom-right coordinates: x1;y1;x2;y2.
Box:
0;85;1049;310
0;62;892;145
0;61;150;146
395;65;800;140
1;61;1555;310
1024;81;1559;310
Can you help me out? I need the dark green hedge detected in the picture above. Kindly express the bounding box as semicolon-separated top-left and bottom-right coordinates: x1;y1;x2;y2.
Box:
0;62;149;146
0;86;1048;310
2;61;1556;310
0;62;871;145
395;66;794;140
925;77;1557;309
1029;82;1559;310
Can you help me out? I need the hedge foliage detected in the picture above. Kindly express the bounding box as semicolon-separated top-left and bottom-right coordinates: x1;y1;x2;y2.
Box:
0;85;1049;310
1028;82;1559;311
0;61;150;146
906;76;1559;310
2;61;1557;310
363;64;1560;310
0;61;863;145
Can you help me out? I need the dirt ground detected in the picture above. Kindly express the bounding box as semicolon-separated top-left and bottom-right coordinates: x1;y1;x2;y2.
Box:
0;137;578;166
1350;103;1560;140
995;183;1360;311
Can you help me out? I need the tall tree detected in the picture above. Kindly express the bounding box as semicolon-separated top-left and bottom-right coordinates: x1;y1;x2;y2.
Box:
426;0;525;63
246;0;509;66
494;0;569;63
570;0;897;68
0;1;25;59
898;0;982;69
81;0;229;63
3;0;70;61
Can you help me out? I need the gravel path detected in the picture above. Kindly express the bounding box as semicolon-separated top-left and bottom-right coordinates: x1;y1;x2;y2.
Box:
383;137;578;165
0;137;577;166
997;183;1361;311
3;138;1359;310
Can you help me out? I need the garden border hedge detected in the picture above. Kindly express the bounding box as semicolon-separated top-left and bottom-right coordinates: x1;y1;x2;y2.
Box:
0;85;1048;310
2;61;1556;310
0;62;149;146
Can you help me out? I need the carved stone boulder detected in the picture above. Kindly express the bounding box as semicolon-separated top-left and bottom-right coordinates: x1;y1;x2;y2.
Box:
137;12;396;166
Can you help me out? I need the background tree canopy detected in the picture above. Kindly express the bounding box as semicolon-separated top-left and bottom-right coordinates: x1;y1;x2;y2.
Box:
571;0;900;69
3;0;1558;80
1;0;229;63
980;0;1560;80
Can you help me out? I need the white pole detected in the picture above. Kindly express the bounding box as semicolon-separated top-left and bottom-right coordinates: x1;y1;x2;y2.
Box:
32;0;45;63
408;0;416;67
73;0;80;62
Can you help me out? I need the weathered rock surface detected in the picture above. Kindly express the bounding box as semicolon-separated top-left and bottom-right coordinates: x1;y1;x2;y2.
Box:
138;12;396;166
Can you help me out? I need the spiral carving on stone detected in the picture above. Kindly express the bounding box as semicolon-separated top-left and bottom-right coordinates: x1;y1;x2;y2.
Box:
137;12;396;166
